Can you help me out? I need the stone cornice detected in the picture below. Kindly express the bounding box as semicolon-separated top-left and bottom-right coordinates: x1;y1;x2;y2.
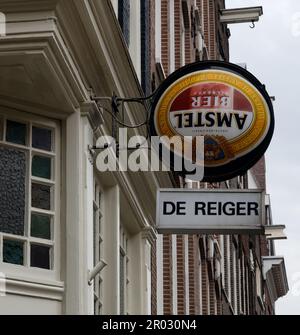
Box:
80;101;103;132
0;0;59;12
142;226;157;246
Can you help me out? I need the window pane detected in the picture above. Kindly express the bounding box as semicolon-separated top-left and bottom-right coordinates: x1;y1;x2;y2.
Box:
32;127;52;151
30;244;51;270
31;214;51;240
0;146;26;235
3;240;24;265
6;120;27;145
0;117;3;140
32;156;51;179
118;0;130;46
31;183;51;210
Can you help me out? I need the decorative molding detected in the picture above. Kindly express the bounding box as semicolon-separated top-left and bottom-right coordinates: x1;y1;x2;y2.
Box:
142;226;157;246
0;0;59;13
0;29;90;117
80;101;103;131
5;276;64;302
262;256;289;302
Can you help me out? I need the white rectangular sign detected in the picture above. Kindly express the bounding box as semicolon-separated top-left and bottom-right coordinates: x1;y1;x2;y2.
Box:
156;189;265;234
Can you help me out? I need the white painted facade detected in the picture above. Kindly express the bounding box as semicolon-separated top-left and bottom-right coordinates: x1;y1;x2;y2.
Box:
0;0;173;315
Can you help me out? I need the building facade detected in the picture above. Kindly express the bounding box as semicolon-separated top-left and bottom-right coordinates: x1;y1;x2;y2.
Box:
0;0;288;315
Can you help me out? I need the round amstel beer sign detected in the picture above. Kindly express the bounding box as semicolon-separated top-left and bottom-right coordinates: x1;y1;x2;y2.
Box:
150;61;275;181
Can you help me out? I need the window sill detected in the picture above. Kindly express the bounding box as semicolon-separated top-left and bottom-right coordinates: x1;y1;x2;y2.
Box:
1;272;64;302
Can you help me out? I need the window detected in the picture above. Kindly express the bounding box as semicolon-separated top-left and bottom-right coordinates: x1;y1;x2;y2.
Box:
120;225;129;315
230;238;238;314
93;179;104;315
241;253;248;314
236;248;241;314
141;0;151;94
0;113;58;271
118;0;130;46
256;263;262;300
223;235;230;300
198;249;202;315
181;6;186;66
169;0;175;73
155;0;162;62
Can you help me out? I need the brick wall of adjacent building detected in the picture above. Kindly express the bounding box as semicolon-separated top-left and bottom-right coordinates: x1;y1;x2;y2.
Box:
184;1;192;65
174;0;182;69
201;258;210;315
176;235;186;314
161;0;170;76
197;0;229;60
151;239;157;315
163;234;173;314
251;157;267;190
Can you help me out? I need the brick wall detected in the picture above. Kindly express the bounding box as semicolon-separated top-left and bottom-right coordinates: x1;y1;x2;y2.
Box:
209;279;217;314
163;234;173;314
250;157;266;190
176;235;186;314
201;260;209;315
188;235;196;314
184;1;192;65
174;0;182;69
151;239;157;315
161;0;169;75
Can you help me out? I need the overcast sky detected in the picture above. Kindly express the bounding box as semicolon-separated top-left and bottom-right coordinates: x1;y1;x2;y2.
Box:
226;0;300;315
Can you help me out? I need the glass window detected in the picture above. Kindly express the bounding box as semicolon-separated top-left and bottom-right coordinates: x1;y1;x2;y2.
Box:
6;120;27;145
31;214;51;240
32;155;51;180
118;0;130;46
0;117;3;140
30;244;51;269
0;114;58;271
3;240;24;265
31;183;51;210
32;126;52;152
0;146;26;236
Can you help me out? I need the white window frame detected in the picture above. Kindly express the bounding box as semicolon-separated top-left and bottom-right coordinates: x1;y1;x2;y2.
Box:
184;235;189;314
172;234;177;314
198;248;202;315
129;0;141;81
155;0;162;63
93;177;105;315
232;242;238;314
0;108;60;282
156;234;164;315
169;0;175;73
120;224;130;315
256;262;262;300
111;0;118;15
181;10;186;66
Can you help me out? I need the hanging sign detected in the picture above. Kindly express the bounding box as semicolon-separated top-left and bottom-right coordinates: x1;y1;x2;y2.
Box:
150;61;275;181
156;189;265;234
